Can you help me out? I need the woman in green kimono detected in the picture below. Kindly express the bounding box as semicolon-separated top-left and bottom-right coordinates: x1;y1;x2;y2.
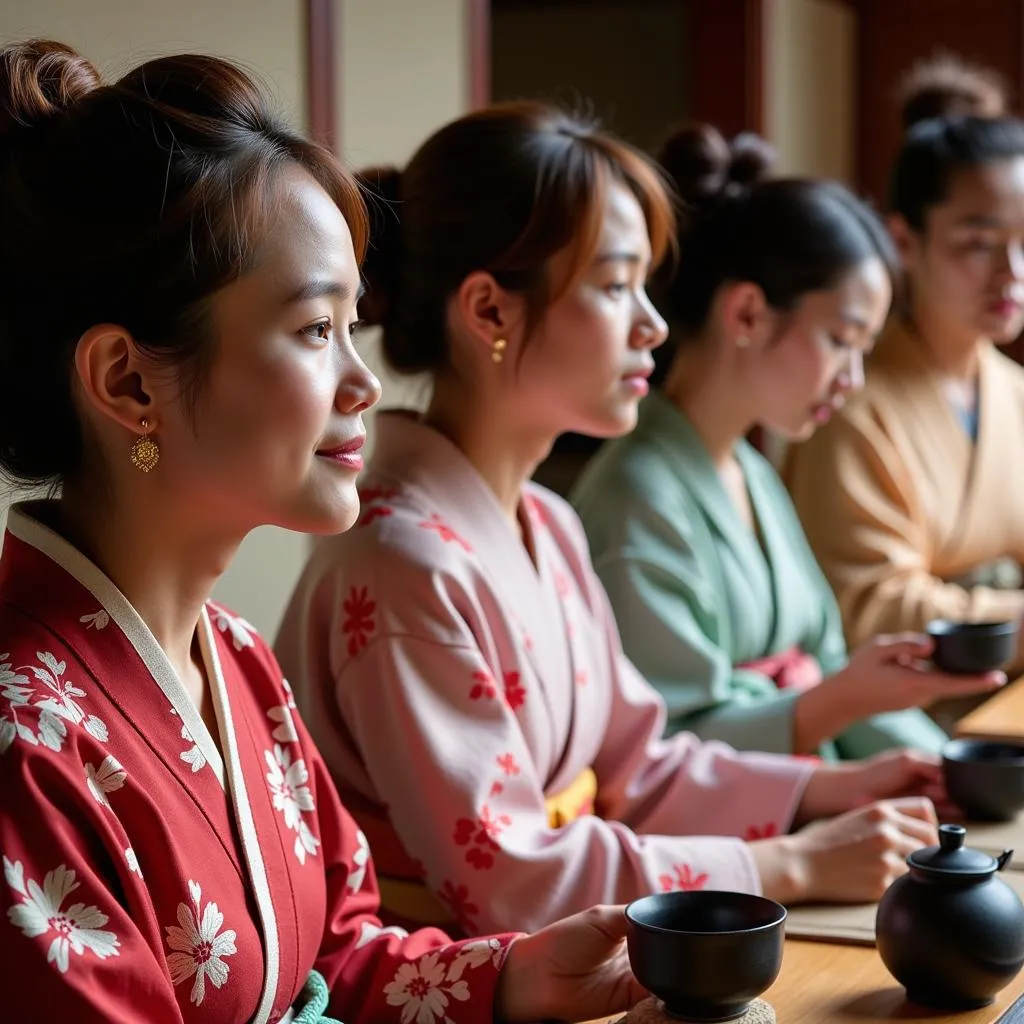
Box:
571;124;1003;758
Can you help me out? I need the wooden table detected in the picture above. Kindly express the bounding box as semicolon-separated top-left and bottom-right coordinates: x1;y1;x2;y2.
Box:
587;940;1024;1022
956;676;1024;742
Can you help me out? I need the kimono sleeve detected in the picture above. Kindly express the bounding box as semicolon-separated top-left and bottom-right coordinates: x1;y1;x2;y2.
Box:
331;551;812;935
585;576;815;840
785;410;1024;649
244;633;516;1024
306;748;515;1024
588;494;806;755
1;736;181;1024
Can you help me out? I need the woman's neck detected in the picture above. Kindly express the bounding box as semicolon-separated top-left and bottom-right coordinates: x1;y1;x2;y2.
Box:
53;485;238;681
661;341;756;467
907;297;984;381
423;376;554;524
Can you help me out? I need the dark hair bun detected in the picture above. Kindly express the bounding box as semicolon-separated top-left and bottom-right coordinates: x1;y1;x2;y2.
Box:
0;39;100;142
729;131;777;186
656;121;775;207
356;165;402;329
898;53;1008;130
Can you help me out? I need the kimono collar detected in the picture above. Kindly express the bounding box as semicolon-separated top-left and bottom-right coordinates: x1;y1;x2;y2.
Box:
367;410;548;589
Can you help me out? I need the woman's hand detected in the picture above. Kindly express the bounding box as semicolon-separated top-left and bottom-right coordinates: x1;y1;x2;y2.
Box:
494;905;647;1022
794;749;946;824
794;634;1003;753
750;797;938;904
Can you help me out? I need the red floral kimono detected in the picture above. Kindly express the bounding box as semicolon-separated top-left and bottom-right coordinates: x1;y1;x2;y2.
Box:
0;503;513;1023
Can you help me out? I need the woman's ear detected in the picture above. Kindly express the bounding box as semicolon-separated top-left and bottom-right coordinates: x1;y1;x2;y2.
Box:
886;213;921;272
454;271;528;359
74;324;159;434
718;281;772;350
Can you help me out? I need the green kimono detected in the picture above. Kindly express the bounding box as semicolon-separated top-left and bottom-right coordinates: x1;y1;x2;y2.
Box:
571;392;948;758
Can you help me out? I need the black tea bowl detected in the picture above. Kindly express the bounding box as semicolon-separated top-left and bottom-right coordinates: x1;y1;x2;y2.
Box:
625;890;786;1022
943;738;1024;821
927;619;1016;674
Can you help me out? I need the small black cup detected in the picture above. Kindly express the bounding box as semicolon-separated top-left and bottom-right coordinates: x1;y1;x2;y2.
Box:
625;890;786;1022
927;619;1016;675
943;738;1024;821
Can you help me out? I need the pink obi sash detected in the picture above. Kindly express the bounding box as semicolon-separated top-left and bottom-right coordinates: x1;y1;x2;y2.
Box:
738;645;823;692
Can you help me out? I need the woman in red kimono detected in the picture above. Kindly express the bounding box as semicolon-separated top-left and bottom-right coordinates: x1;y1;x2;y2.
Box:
0;40;648;1023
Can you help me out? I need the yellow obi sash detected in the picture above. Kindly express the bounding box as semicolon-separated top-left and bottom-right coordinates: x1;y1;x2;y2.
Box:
377;767;598;927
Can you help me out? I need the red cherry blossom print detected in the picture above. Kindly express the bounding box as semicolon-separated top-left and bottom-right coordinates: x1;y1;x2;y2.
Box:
524;495;551;529
475;805;512;844
574;669;589;688
469;670;498;701
489;781;504;798
744;822;779;841
358;485;399;505
496;753;521;776
659;863;710;893
453;818;476;847
466;847;495;870
356;505;393;528
523;632;534;652
419;514;473;552
503;671;526;711
554;571;571;599
342;586;376;657
409;858;428;880
438;880;480;934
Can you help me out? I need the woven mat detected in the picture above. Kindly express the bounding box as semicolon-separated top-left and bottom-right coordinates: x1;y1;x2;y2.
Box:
784;863;1024;945
615;995;775;1023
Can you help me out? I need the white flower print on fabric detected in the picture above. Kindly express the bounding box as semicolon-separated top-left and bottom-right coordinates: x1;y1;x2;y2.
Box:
384;942;505;1024
164;879;237;1007
170;708;206;773
348;829;370;894
79;610;109;631
208;605;256;652
266;676;300;742
124;848;143;878
4;856;120;974
31;652;108;742
356;921;409;950
84;755;127;809
0;652;107;754
264;744;320;864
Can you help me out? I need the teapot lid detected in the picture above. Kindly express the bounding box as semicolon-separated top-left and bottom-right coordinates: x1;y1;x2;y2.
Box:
908;824;1011;880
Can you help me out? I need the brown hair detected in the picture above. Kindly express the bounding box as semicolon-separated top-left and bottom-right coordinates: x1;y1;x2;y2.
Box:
358;101;674;376
0;39;367;487
898;52;1008;131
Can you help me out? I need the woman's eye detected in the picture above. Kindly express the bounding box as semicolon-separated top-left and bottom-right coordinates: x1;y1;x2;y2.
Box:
303;320;332;342
348;319;365;340
605;282;629;297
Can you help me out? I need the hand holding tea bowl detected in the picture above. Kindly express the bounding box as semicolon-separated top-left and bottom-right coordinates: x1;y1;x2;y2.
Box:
625;890;786;1022
927;618;1017;674
943;738;1024;821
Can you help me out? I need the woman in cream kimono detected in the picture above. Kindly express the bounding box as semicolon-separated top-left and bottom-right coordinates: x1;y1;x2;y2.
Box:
0;41;647;1024
786;98;1024;681
277;103;948;940
572;124;1000;759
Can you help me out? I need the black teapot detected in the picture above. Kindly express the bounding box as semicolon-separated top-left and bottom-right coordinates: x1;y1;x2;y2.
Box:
876;824;1024;1010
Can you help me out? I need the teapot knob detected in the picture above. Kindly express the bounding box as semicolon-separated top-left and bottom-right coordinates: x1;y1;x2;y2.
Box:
938;824;967;851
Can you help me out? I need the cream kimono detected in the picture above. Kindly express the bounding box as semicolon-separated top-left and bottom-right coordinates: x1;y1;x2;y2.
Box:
785;319;1024;671
275;412;814;938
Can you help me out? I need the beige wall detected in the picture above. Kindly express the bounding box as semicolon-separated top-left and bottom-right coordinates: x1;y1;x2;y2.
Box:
0;0;471;639
767;0;855;182
337;0;470;433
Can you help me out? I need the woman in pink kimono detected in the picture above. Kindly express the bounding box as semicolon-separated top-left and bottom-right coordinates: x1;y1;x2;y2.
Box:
277;103;947;940
0;41;649;1023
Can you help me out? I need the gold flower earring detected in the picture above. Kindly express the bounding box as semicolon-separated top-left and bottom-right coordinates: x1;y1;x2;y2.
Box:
492;338;507;364
130;418;160;473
